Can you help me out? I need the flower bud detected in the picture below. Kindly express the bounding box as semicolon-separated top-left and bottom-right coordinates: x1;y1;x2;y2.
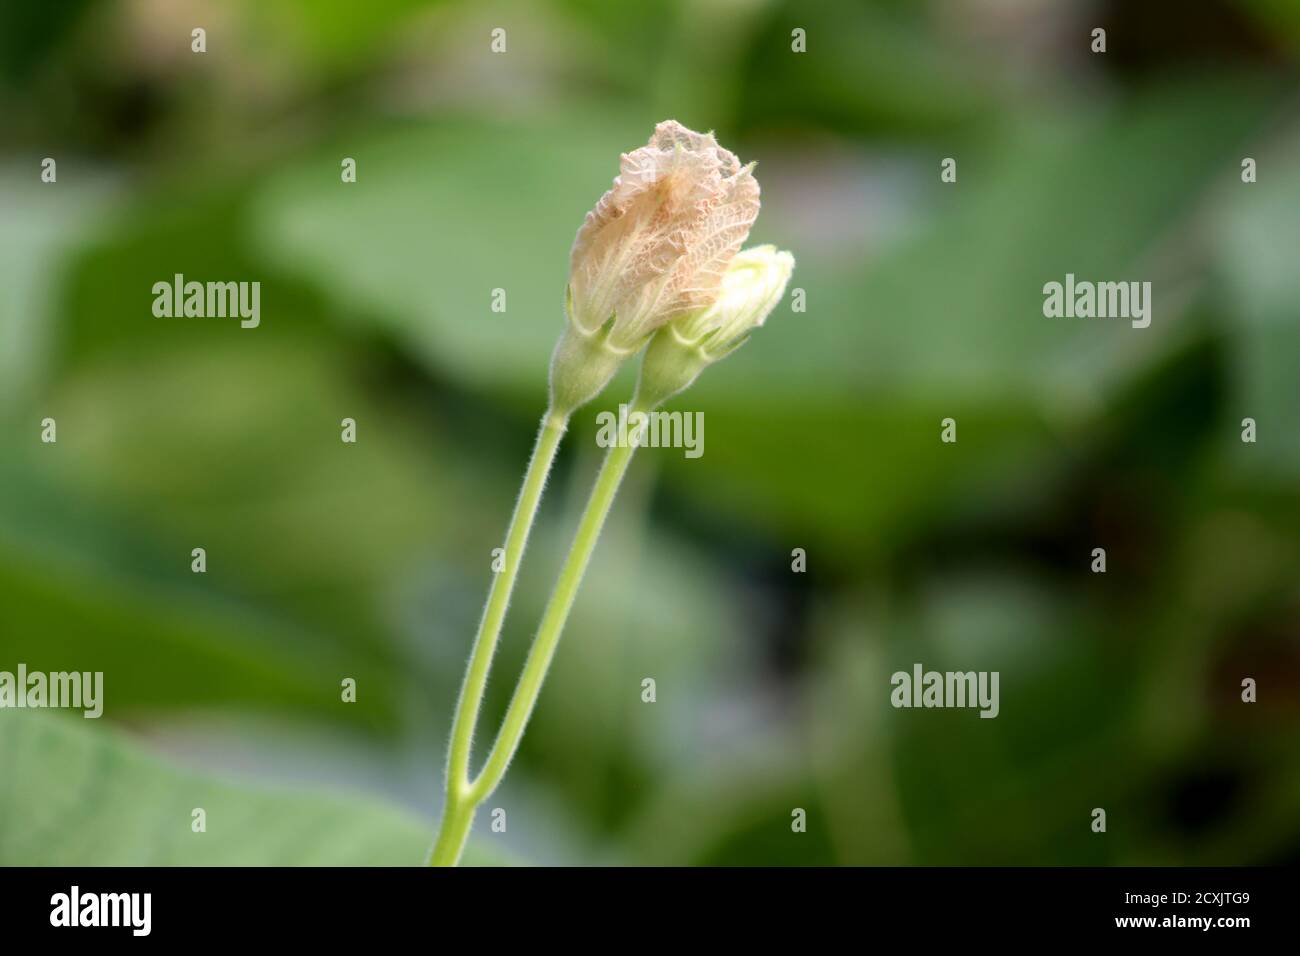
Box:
635;245;794;409
550;121;761;413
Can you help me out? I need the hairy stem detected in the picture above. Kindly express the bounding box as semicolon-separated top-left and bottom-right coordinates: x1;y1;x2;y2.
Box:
429;403;645;865
428;410;567;866
471;434;638;802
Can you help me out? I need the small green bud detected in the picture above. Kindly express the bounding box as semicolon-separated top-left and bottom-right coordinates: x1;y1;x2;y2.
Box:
635;245;794;409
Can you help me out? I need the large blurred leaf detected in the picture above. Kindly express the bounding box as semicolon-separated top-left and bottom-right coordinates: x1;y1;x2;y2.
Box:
739;0;1002;136
665;79;1284;551
1213;123;1300;478
0;711;509;865
0;338;479;730
0;488;395;729
0;166;115;406
251;114;649;403
0;0;92;82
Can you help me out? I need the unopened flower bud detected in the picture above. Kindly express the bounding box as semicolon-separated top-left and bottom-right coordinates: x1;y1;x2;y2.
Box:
635;245;794;409
549;120;761;414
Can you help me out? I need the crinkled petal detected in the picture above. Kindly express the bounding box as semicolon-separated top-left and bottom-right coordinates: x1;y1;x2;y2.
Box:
567;121;760;348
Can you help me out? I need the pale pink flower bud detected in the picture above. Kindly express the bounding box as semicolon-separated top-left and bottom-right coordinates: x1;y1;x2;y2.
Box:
567;120;761;351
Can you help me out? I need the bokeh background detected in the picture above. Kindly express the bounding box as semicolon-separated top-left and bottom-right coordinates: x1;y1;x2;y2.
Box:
2;0;1298;866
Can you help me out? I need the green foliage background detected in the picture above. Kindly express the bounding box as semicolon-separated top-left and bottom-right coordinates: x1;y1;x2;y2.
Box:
1;0;1298;865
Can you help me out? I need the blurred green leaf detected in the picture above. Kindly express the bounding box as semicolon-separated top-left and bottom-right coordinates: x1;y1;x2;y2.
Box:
668;79;1284;552
0;167;115;406
0;452;403;731
1213;126;1300;478
0;0;92;82
251;114;650;404
0;711;509;865
739;0;1001;136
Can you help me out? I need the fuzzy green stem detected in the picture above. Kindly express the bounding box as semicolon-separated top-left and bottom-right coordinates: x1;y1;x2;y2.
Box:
427;791;477;867
428;409;567;866
469;433;639;804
